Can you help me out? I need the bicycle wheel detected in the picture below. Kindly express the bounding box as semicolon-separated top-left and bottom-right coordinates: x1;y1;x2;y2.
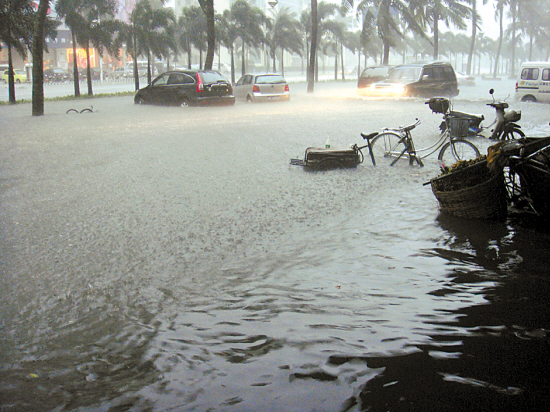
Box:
503;128;525;140
370;132;407;161
438;139;480;164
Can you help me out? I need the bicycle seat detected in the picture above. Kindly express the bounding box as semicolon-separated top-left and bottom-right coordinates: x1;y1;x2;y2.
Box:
361;132;378;140
487;102;509;109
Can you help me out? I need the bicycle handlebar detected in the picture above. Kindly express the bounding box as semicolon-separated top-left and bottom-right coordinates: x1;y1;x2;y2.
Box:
399;118;421;132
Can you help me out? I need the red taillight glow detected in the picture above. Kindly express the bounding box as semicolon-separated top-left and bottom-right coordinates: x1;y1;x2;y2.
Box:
253;85;260;93
515;82;518;92
197;74;204;92
284;84;289;92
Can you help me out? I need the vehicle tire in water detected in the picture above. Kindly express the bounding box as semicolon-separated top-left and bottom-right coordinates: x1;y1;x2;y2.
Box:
135;97;145;105
246;95;253;103
503;128;525;140
314;157;343;171
438;139;480;164
180;98;190;107
370;132;407;162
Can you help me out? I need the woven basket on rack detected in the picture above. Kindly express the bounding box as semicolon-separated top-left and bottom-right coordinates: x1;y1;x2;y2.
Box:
431;160;508;220
448;116;471;138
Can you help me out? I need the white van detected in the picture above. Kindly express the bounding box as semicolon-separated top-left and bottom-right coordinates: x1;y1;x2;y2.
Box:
515;62;550;103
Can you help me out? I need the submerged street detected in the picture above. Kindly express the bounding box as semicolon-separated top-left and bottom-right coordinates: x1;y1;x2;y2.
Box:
1;81;550;411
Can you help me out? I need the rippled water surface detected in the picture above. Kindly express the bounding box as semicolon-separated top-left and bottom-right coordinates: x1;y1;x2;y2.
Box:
1;82;550;411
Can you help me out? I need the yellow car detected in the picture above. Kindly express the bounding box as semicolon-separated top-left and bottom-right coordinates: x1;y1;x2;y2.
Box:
3;69;28;83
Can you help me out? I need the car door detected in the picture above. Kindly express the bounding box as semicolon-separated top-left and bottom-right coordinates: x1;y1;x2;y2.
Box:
234;75;246;99
147;73;170;104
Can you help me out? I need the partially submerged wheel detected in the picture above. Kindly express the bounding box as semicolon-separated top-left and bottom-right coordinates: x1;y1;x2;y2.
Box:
370;132;407;161
314;157;344;171
503;128;525;140
180;98;190;107
521;95;537;103
135;97;145;105
438;139;480;164
246;95;253;103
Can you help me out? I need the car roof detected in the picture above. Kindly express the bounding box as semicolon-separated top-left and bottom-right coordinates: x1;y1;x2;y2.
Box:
393;61;453;69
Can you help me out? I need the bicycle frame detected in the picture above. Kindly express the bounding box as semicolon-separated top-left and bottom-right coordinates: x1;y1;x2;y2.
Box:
381;126;453;166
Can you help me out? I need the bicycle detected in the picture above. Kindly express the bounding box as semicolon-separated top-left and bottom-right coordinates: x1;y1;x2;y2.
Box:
363;118;480;167
499;136;550;215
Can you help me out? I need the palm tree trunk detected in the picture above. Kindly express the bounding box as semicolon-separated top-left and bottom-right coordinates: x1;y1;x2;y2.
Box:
85;42;93;96
341;42;345;81
334;47;338;81
204;0;215;70
510;1;517;77
307;0;317;93
7;44;16;104
493;3;503;79
32;0;50;116
230;46;235;84
71;31;80;97
433;12;439;60
133;27;139;91
241;37;246;76
467;0;477;75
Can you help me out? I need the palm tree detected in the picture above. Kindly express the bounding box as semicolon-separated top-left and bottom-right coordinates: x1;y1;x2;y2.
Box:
217;9;238;82
348;0;428;65
31;0;50;116
466;0;485;75
230;0;265;76
197;0;215;70
0;0;34;104
267;7;302;75
493;0;505;78
307;0;317;92
57;0;118;96
425;0;471;60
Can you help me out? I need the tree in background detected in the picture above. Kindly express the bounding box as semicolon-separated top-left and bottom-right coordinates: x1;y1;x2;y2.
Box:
198;0;215;70
230;0;265;76
425;0;471;59
0;0;35;104
31;0;50;116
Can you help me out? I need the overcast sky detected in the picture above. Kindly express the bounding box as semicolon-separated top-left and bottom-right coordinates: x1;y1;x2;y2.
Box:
165;0;503;40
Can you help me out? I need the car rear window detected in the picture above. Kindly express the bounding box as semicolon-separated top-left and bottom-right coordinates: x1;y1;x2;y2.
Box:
200;71;228;84
255;75;286;84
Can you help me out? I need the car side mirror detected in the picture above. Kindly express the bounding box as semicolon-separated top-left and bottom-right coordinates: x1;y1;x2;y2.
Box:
489;88;494;95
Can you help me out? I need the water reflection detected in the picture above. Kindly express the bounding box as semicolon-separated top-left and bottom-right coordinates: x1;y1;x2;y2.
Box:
357;214;550;411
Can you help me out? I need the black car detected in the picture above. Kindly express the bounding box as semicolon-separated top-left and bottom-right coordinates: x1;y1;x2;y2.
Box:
357;66;393;94
366;62;459;98
134;70;235;107
44;68;70;82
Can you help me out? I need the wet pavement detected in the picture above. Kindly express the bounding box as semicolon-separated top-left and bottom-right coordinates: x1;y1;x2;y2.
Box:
1;81;550;411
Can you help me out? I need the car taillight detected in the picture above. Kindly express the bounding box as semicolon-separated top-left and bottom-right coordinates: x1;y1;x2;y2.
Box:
284;84;289;92
197;74;204;92
515;82;518;92
253;85;260;93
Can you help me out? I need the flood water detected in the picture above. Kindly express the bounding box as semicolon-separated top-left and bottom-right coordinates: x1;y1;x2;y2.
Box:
1;81;550;411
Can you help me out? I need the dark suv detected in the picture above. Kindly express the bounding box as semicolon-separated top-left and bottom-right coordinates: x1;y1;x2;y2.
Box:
134;70;235;107
367;62;459;98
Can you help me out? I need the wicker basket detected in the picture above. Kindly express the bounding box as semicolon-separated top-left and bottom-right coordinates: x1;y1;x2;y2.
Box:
448;116;471;138
431;160;508;219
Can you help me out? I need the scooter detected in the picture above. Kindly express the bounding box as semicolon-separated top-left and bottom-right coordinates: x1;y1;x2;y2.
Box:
486;88;524;140
427;89;524;140
426;97;484;136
